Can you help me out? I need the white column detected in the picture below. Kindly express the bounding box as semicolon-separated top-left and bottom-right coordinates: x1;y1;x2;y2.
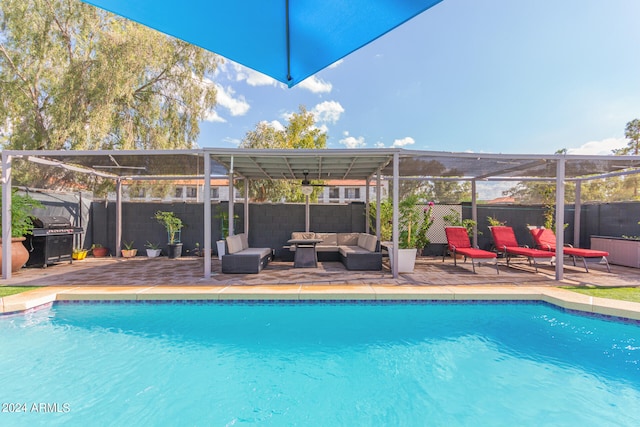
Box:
203;152;211;278
115;179;122;257
2;152;12;279
392;152;399;278
471;180;478;247
305;195;310;232
574;180;582;248
376;171;381;242
365;178;370;233
228;157;235;236
244;178;249;237
555;158;566;281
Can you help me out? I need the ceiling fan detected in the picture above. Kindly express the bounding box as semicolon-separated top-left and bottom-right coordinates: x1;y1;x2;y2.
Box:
299;170;327;195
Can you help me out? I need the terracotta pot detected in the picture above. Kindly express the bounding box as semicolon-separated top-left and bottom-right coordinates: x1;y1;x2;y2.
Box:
121;249;137;258
92;247;109;257
0;237;30;274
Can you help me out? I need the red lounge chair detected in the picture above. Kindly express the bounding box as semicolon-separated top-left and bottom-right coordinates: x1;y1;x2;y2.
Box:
529;227;610;273
489;226;554;272
444;227;499;273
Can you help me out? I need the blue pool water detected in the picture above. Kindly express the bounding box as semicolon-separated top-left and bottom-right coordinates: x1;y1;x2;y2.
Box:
0;301;639;426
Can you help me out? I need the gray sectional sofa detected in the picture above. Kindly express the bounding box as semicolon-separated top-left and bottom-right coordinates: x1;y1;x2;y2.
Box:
221;233;273;274
288;232;382;270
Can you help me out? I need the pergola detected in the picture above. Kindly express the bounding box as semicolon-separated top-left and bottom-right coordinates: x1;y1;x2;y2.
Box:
3;148;640;281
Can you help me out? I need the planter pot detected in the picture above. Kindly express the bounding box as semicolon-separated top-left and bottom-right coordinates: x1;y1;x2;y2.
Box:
591;236;640;268
0;237;29;274
92;247;109;257
72;250;88;260
388;247;417;273
121;249;137;258
216;240;226;261
167;243;183;259
146;248;162;258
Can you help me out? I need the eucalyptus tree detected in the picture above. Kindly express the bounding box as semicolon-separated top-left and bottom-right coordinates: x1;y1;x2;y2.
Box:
0;0;220;187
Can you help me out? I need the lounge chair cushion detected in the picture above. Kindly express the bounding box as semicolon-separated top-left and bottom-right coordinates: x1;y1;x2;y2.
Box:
530;228;609;258
292;231;316;240
339;245;371;257
454;247;497;259
562;247;609;258
226;235;244;254
316;232;337;246
240;233;249;250
338;233;360;246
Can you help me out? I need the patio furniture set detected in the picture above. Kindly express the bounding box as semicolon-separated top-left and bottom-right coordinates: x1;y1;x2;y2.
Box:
219;226;610;275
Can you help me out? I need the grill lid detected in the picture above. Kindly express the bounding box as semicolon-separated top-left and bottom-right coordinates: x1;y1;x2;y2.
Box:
33;216;73;229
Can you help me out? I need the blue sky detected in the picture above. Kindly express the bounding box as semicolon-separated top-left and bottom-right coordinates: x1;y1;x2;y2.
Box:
198;0;640;155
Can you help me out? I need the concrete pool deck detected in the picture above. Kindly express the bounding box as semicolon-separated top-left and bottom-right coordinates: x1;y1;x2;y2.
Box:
1;256;639;319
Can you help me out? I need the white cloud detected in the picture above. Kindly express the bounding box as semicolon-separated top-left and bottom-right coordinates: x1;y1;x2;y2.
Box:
311;101;344;124
566;137;627;155
328;59;343;69
267;120;285;132
298;75;332;93
340;135;365;148
374;141;385;148
214;84;250;117
392;137;415;148
203;110;226;123
232;63;279;87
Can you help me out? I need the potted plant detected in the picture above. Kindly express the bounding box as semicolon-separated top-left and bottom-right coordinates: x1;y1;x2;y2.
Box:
0;190;43;273
72;248;89;260
393;194;433;273
214;207;237;260
121;240;137;258
145;241;162;258
91;243;109;257
154;211;184;258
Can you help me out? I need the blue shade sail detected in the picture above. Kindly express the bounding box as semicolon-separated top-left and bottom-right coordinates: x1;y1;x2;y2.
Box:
80;0;443;87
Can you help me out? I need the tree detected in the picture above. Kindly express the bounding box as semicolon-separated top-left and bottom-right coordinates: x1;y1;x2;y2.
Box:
0;0;220;186
239;106;327;202
612;119;640;198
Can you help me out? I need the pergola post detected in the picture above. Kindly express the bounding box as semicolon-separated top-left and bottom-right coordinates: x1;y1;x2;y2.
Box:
115;178;122;257
365;178;370;234
244;178;249;237
555;158;566;281
2;152;12;279
376;170;381;242
471;179;478;247
204;152;211;278
228;157;235;236
574;179;582;247
392;152;399;278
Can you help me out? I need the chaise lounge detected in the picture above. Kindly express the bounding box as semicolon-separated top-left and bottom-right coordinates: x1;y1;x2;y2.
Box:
444;226;499;273
222;233;273;274
490;226;554;272
529;227;610;272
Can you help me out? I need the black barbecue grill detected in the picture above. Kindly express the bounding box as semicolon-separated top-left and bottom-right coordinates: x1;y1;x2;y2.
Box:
25;216;84;268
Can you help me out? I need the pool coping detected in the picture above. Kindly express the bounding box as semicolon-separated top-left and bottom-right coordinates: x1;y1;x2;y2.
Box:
2;285;640;321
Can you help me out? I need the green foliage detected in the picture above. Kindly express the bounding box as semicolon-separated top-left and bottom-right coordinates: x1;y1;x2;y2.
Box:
0;190;43;237
414;203;435;252
145;241;160;249
486;216;506;227
368;199;393;241
154;211;183;244
443;209;478;238
397;194;435;249
214;206;238;239
122;240;135;250
0;0;220;186
239;106;327;202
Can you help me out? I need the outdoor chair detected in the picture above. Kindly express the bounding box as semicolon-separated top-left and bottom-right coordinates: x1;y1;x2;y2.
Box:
444;227;499;273
489;226;554;273
529;227;610;273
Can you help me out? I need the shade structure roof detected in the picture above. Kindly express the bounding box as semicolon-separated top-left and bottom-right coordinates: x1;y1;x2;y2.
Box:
9;148;640;183
80;0;443;87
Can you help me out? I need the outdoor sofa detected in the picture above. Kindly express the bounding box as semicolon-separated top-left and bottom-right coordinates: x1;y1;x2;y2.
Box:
222;233;273;274
287;232;382;270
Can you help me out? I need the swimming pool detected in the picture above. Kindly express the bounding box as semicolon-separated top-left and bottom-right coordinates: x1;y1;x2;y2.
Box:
1;301;638;426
